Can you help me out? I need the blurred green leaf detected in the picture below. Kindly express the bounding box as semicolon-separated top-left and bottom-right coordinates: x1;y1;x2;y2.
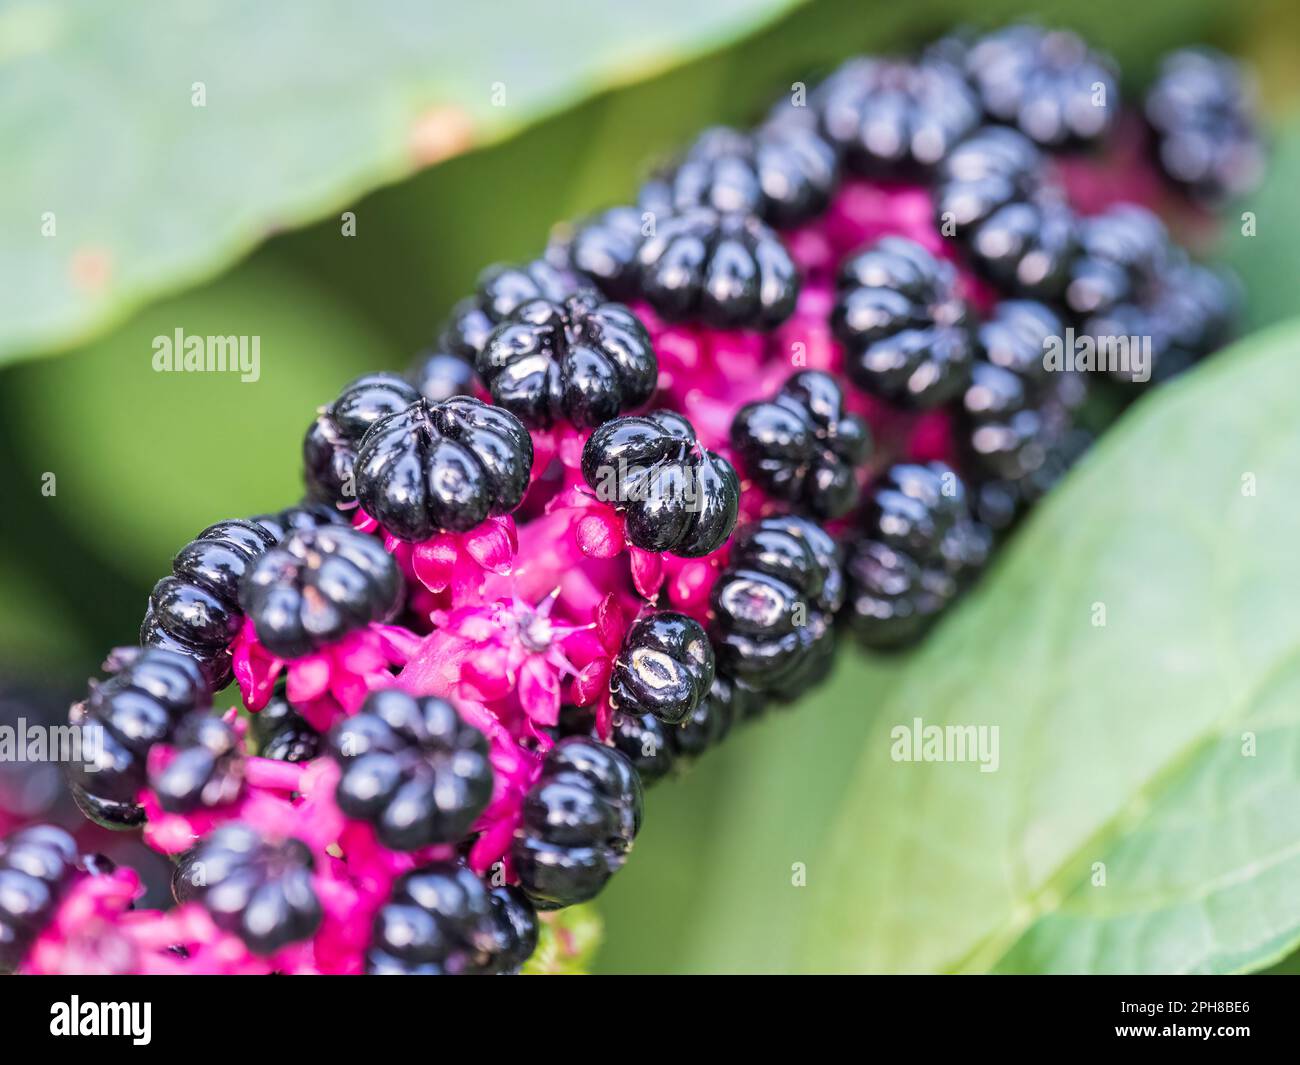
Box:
0;0;804;363
787;322;1300;974
5;257;399;590
522;904;602;975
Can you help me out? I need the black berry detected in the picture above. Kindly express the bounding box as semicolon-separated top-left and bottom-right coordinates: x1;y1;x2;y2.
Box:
634;207;800;329
174;824;322;956
962;25;1118;148
933;126;1078;300
0;825;81;974
582;411;738;557
303;373;420;507
609;611;715;725
512;737;642;910
328;689;492;851
239;525;402;659
554;206;647;302
67;648;210;829
477;289;657;429
140;519;277;690
443;259;584;361
355;396;533;541
710;515;843;696
731;370;870;518
1145;47;1264;202
832;237;974;408
250;500;348;544
149;712;243;814
249;688;322;763
409;349;478;406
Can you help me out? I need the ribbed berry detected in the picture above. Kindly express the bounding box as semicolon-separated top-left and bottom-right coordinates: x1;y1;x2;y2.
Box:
0;825;81;974
581;411;739;557
1145;47;1264;201
832;237;974;408
1065;204;1172;319
239;525;402;659
847;463;987;647
512;737;642;910
731;371;870;518
366;862;531;974
477;288;657;429
141;519;277;689
408;349;477;406
555;206;647;302
67;649;210;829
249;688;322;763
609;612;715;725
634;207;799;329
933;126;1078;300
173;824;321;956
643;123;839;228
303;373;420;507
250;500;348;544
443;259;583;361
710;515;843;696
962;25;1118;148
797;56;981;174
149;713;243;814
355;396;532;541
328;689;492;851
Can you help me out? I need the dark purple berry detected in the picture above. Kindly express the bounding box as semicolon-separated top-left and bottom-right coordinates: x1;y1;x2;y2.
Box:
409;349;478;406
731;371;870;518
149;713;243;814
239;525;402;659
477;289;657;429
512;737;642;910
250;500;348;544
443;259;584;361
0;824;80;974
249;688;322;763
356;396;532;542
832;237;974;408
581;411;739;557
328;689;492;852
554;206;647;302
303;373;420;507
608;612;715;725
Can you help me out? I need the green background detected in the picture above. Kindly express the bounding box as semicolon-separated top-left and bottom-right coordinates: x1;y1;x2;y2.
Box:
3;0;1300;974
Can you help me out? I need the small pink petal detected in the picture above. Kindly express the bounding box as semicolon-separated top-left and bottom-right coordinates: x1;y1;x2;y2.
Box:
519;656;560;726
595;593;626;652
571;660;610;706
464;521;515;573
286;656;331;703
576;509;624;558
630;547;664;600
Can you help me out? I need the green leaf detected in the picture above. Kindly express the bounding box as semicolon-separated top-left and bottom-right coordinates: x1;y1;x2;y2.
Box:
522;904;603;975
791;323;1300;974
1;0;802;363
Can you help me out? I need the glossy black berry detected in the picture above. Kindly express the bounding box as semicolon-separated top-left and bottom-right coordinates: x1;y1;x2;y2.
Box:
844;539;956;649
672;671;740;758
933;126;1078;300
141;519;277;690
832;237;974;408
608;612;715;725
174;824;322;956
963;25;1118;148
582;411;739;557
249;688;322;763
303;373;420;507
366;862;517;974
634;207;800;329
795;56;981;175
149;713;243;814
484;884;539;975
710;515;843;695
1145;47;1264;202
643;124;839;228
960;300;1087;499
731;371;870;518
1065;204;1172;319
443;258;584;361
67;648;210;829
328;689;492;851
555;205;647;302
356;395;532;541
0;825;80;974
409;349;478;406
512;737;642;910
477;289;657;429
250;500;348;544
239;525;402;659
